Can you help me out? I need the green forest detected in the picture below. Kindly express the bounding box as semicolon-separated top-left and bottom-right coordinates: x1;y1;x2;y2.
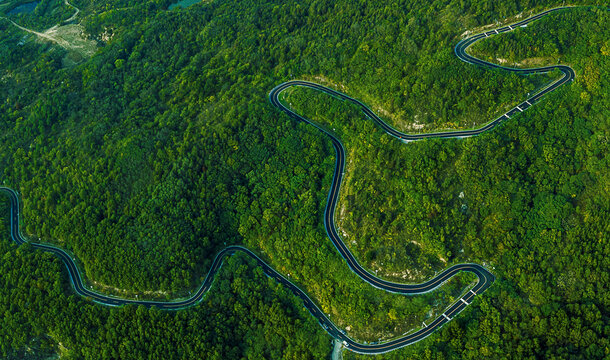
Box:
284;6;608;360
0;198;331;359
0;0;608;358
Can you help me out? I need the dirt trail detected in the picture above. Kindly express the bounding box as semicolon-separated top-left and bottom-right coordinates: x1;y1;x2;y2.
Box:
64;0;80;23
1;1;95;59
1;17;72;49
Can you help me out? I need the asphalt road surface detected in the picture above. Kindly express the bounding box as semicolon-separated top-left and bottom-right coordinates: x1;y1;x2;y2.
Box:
1;6;581;355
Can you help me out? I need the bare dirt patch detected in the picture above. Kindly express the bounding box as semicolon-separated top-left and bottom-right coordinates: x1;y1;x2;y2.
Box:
43;23;97;58
2;0;96;66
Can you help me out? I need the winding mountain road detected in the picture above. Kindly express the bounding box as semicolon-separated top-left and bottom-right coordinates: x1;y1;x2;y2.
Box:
2;7;578;354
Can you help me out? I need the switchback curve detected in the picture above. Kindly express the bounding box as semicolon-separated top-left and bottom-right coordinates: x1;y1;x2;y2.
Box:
2;6;582;355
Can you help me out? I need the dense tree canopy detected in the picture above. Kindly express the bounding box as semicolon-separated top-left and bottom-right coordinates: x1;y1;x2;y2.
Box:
338;7;608;360
0;0;608;358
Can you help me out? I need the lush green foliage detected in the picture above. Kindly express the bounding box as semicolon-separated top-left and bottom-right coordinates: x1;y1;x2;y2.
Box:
2;0;74;30
1;0;572;296
338;7;608;360
0;0;608;358
0;198;331;359
1;0;489;350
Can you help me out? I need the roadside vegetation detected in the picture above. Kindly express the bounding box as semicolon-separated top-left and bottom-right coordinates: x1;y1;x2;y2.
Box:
1;0;74;30
0;198;331;359
0;0;607;358
340;6;609;360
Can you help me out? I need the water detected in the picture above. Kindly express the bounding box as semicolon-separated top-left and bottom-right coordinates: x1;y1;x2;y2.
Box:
169;0;202;10
8;1;39;14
